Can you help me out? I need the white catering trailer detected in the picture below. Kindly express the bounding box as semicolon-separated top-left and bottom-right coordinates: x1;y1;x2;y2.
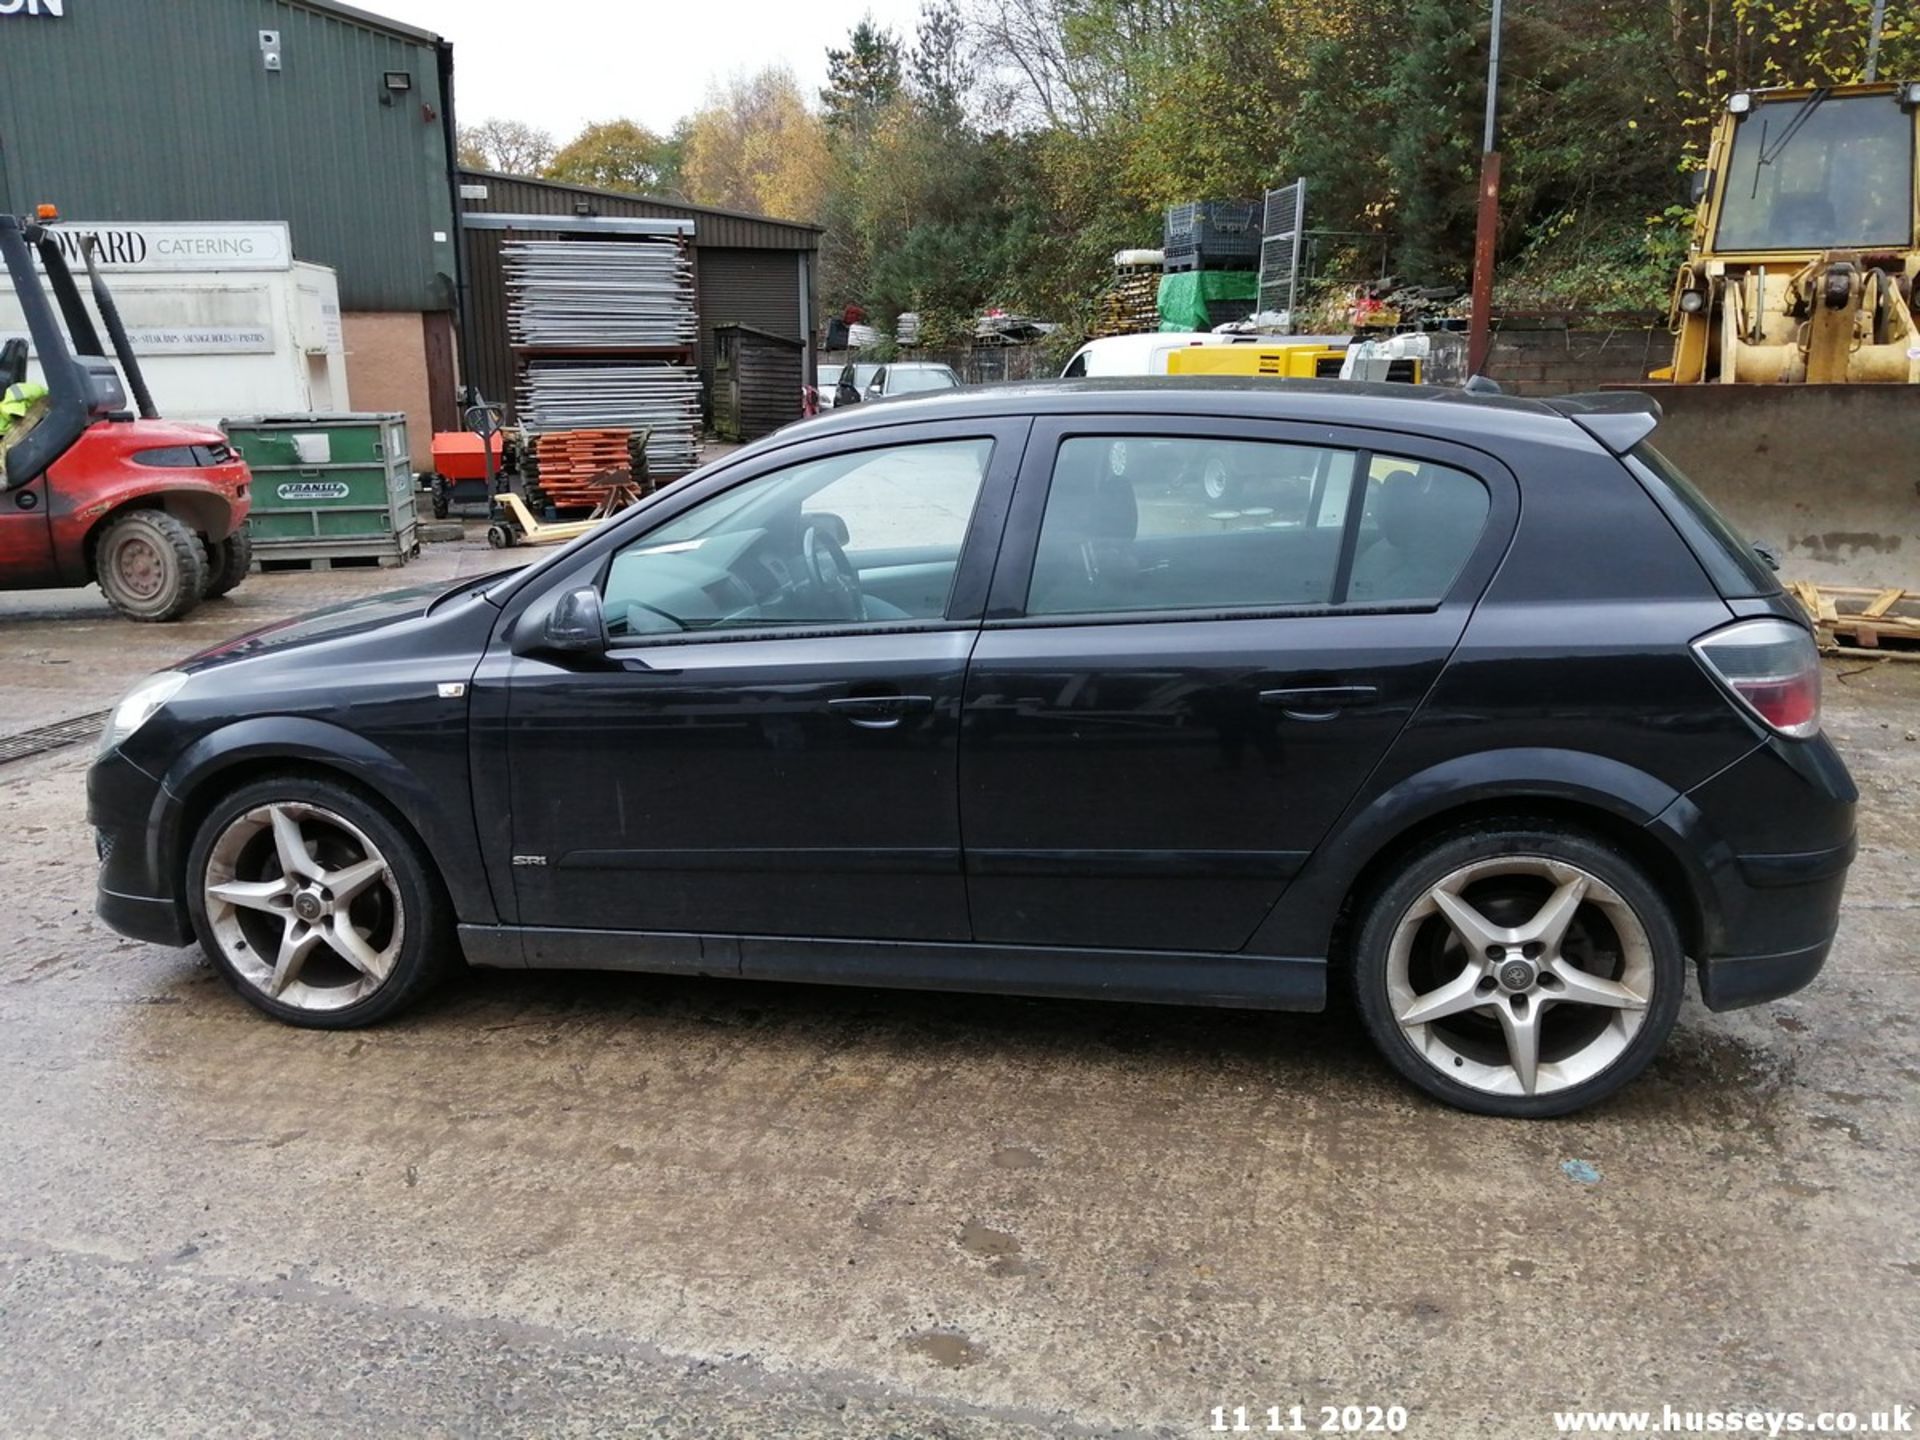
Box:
0;219;348;424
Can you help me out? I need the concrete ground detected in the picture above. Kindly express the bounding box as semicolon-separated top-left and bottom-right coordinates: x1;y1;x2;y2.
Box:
0;538;1915;1439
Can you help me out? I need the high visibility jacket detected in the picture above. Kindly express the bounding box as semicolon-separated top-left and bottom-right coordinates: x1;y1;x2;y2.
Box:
0;381;51;433
0;380;49;426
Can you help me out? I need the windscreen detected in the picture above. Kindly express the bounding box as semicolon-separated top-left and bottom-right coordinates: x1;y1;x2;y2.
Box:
1713;93;1916;252
889;367;958;393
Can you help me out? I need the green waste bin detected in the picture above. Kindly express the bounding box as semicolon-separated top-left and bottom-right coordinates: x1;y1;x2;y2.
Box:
222;413;419;568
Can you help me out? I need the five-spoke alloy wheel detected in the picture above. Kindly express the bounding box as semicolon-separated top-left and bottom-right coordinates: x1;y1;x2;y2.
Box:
186;777;450;1027
1353;825;1684;1117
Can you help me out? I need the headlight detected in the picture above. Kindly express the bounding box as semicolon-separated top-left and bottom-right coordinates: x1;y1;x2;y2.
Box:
98;671;189;754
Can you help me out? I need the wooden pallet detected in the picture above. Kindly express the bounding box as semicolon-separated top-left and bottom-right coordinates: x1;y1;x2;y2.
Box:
255;552;410;573
1787;582;1920;658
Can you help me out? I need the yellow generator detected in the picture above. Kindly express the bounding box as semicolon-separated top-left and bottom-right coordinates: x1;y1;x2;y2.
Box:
1660;81;1920;384
1166;342;1424;384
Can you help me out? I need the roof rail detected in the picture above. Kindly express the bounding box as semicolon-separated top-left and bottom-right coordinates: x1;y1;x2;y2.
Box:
1546;391;1662;454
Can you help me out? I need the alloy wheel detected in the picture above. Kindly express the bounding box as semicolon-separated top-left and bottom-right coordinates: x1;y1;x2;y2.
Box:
201;801;405;1012
1384;856;1653;1098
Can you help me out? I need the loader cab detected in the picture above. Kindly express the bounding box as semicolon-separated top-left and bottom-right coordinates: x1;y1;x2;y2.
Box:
1696;83;1920;262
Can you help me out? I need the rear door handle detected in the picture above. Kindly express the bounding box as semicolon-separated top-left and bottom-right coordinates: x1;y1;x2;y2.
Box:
829;694;934;728
1259;685;1380;721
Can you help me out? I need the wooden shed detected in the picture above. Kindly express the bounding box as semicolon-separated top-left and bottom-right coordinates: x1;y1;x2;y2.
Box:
712;325;806;442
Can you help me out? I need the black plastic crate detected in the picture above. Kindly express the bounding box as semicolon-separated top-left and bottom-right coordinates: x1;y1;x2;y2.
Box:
1162;250;1258;274
1205;296;1256;328
1164;200;1262;268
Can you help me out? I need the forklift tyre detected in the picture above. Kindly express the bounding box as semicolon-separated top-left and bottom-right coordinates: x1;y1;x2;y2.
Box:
94;509;208;623
201;526;254;600
487;523;515;549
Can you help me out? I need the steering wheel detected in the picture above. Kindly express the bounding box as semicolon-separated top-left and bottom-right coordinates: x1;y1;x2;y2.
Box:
800;523;862;620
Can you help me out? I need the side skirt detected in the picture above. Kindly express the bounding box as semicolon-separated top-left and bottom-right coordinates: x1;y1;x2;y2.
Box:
457;925;1327;1012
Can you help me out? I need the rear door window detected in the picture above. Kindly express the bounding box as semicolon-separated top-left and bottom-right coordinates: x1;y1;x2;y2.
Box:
1025;435;1489;617
1626;443;1780;598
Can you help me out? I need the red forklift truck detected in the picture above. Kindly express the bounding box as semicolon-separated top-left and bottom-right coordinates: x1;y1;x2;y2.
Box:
0;209;253;621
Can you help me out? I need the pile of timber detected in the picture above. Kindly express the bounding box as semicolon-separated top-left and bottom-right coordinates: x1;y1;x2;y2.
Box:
1788;582;1920;659
531;430;637;512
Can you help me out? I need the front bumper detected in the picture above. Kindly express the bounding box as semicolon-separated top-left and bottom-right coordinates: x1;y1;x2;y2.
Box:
88;745;192;947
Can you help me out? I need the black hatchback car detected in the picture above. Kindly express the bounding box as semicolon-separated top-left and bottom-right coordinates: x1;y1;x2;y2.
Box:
89;379;1856;1117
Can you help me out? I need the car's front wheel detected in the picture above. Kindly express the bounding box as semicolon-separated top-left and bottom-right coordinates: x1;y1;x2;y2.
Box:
184;777;453;1028
1351;823;1684;1117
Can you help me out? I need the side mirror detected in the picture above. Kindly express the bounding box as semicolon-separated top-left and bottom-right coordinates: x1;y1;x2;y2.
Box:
542;586;608;654
1687;170;1713;207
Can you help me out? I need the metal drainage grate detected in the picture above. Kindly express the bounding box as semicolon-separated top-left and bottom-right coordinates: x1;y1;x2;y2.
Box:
0;710;111;766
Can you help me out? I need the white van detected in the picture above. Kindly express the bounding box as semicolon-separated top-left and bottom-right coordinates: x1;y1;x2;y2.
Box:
1060;332;1266;378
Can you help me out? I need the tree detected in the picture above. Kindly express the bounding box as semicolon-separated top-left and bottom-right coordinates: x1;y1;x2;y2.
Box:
821;19;903;133
682;69;832;221
547;120;680;195
908;0;971;126
457;118;557;175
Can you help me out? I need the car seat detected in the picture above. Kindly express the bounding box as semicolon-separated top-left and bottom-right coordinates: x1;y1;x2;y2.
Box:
0;338;26;393
1348;466;1483;603
1030;443;1141;612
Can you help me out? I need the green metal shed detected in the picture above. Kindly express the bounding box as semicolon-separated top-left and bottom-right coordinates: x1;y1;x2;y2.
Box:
0;0;457;314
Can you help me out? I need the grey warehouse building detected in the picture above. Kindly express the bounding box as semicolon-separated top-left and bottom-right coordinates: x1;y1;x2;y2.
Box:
0;0;462;443
0;0;821;445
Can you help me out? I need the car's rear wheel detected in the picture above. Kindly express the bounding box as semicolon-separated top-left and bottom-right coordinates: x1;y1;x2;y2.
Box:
95;508;207;622
1352;824;1684;1117
201;526;253;599
185;777;454;1028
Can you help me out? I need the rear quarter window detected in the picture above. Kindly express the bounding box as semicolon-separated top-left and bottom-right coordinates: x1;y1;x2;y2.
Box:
1625;443;1780;599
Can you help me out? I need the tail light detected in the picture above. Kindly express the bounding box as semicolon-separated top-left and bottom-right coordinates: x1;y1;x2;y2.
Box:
1692;618;1821;739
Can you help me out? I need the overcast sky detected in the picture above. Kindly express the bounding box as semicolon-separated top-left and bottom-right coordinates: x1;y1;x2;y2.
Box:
369;0;932;141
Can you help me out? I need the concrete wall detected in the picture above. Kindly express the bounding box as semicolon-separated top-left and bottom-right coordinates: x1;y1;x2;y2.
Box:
1635;384;1920;591
1484;323;1674;396
341;312;432;465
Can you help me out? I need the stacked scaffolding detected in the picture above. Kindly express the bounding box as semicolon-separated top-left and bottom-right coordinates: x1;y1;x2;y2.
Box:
518;366;702;475
505;234;700;480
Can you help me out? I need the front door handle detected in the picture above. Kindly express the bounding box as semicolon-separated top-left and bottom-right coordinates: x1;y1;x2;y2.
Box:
829;694;934;729
1259;684;1380;721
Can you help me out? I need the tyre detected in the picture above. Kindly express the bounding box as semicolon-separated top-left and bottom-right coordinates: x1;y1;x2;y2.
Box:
201;526;253;599
184;776;455;1029
1350;823;1684;1117
1200;451;1235;503
429;474;450;519
94;508;207;622
486;523;514;548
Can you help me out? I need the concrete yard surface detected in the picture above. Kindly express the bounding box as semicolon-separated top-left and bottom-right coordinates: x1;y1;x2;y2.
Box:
0;553;1916;1438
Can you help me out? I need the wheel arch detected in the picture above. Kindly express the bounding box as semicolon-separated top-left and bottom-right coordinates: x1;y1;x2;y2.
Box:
1334;794;1709;967
81;488;235;579
1249;748;1721;967
157;717;498;927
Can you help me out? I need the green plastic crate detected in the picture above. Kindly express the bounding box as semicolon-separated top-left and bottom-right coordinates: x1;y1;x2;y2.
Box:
222;413;418;564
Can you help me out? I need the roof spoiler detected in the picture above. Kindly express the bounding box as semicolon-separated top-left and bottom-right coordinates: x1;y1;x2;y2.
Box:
1546;391;1662;455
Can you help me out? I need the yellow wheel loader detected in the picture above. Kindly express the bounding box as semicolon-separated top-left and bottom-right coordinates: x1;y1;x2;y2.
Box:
1659;81;1920;384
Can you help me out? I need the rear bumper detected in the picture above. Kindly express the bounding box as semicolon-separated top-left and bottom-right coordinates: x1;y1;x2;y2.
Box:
1695;836;1852;1010
1652;732;1856;1012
